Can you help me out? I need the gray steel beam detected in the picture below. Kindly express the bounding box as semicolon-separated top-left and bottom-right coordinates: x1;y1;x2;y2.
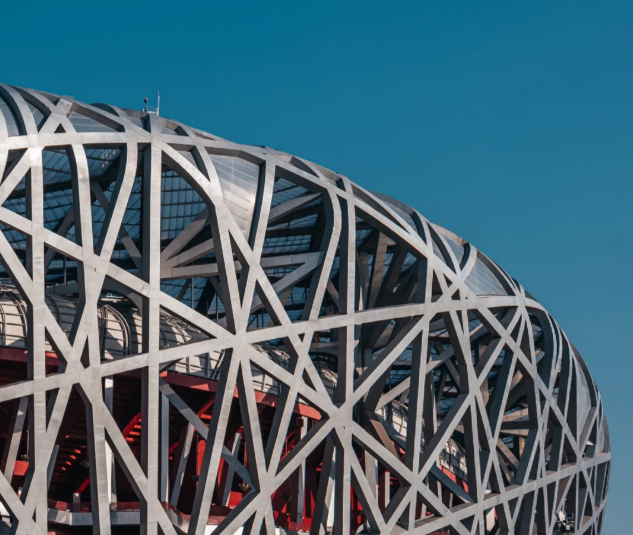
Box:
0;83;609;535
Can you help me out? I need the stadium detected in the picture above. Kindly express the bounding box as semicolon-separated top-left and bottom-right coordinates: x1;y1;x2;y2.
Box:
0;84;610;535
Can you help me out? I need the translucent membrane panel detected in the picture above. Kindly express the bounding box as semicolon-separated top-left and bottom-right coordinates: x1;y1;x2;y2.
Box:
269;213;318;230
125;115;144;128
271;179;308;207
432;240;443;259
44;190;74;231
121;175;141;241
211;156;260;239
464;257;507;296
263;235;311;255
575;358;592;435
161;171;206;241
378;196;417;231
42;149;72;185
355;228;376;251
86;148;120;176
13;147;121;192
42;148;121;244
443;235;465;264
161;279;207;309
68;111;116;133
26;102;45;130
0;96;20;136
596;418;609;453
208;294;226;316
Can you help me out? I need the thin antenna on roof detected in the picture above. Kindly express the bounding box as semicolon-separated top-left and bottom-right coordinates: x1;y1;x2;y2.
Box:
142;94;160;115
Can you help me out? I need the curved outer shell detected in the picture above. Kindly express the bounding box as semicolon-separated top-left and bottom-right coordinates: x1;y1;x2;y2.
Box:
0;84;610;535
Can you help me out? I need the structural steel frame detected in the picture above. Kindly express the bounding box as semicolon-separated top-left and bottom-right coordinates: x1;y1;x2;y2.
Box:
0;84;610;535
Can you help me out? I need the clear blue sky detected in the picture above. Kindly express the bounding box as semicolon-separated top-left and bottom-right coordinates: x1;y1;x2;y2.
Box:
1;1;631;531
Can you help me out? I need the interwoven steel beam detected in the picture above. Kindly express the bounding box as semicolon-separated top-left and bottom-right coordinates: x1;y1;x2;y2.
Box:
0;84;610;535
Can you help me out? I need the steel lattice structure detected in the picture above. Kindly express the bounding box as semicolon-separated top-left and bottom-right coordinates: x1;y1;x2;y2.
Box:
0;84;610;535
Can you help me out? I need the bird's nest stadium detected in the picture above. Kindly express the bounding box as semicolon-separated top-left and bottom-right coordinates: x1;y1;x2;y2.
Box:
0;84;610;535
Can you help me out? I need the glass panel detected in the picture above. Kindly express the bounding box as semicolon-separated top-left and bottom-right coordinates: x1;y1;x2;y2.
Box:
0;96;20;136
379;196;417;231
271;179;308;207
576;359;592;436
211;156;260;238
464;257;507;295
27;102;45;130
68;111;116;133
444;236;464;264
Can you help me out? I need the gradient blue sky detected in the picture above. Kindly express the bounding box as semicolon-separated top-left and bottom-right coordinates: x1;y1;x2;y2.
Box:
1;1;631;531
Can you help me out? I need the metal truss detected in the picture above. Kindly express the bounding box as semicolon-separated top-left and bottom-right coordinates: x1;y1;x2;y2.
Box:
0;83;610;535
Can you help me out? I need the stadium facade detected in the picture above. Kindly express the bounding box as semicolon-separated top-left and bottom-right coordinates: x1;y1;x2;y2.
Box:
0;84;610;535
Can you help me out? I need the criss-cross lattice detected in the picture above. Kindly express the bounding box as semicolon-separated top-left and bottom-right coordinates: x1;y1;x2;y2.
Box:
0;84;610;535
